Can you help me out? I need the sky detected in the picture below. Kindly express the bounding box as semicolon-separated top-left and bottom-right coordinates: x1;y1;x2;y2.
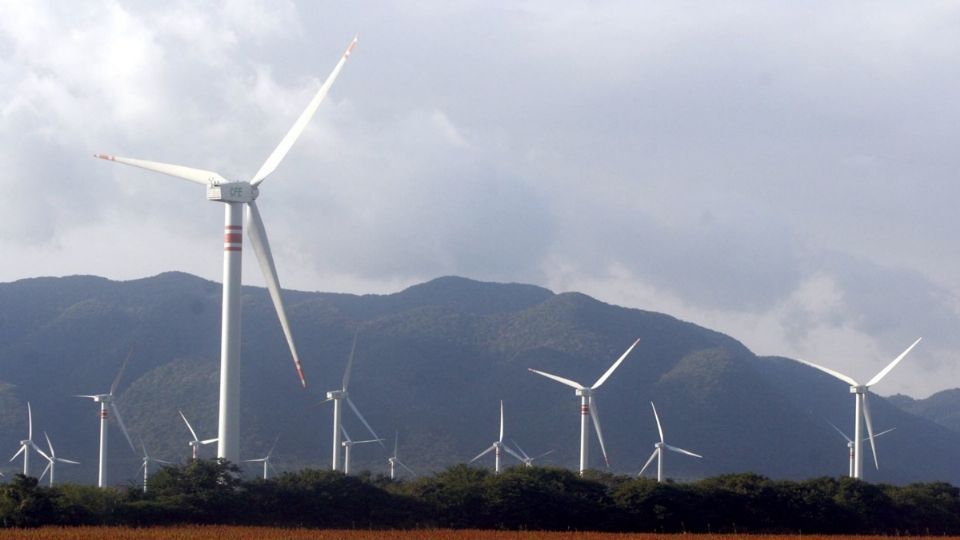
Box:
1;0;958;398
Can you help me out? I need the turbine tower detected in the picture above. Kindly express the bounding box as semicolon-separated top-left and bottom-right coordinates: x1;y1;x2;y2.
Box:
243;436;280;480
138;439;172;493
638;402;702;483
38;432;80;487
795;337;921;479
827;420;895;478
387;432;415;480
9;403;46;477
528;338;640;474
469;400;524;474
322;331;382;470
76;351;136;488
511;441;555;468
95;36;360;464
340;426;382;475
179;410;218;460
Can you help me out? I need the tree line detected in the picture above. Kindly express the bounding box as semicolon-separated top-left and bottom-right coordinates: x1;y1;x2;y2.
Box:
1;460;957;533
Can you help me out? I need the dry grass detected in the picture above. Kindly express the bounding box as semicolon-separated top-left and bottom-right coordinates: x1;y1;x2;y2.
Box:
0;530;955;540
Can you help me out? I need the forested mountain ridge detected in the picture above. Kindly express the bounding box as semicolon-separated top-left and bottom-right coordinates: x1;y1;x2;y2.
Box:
0;272;956;486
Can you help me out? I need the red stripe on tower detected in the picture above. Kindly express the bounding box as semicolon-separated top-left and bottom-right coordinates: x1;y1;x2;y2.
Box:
224;226;242;252
580;405;590;415
99;410;108;419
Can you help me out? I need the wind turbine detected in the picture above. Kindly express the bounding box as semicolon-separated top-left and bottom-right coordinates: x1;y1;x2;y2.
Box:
323;331;383;471
94;36;360;464
76;351;137;488
340;426;382;475
243;436;280;480
528;338;641;474
387;432;415;480
638;402;702;483
9;403;47;477
138;439;172;493
469;400;524;474
794;337;921;479
38;432;80;487
827;420;895;478
179;410;218;460
511;440;555;468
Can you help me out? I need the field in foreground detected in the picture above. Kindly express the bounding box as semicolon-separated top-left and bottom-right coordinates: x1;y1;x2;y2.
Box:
0;529;957;540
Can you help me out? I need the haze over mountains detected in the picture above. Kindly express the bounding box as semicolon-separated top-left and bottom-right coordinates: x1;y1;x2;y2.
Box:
0;272;956;486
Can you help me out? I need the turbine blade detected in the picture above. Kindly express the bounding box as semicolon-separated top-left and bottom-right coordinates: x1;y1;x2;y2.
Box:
201;438;219;445
862;393;879;469
340;425;352;443
871;427;896;439
589;397;609;467
110;347;134;396
155;459;174;465
866;337;922;387
398;461;416;476
342;330;359;391
346;397;383;447
267;435;280;459
792;357;859;387
245;201;307;387
651;402;665;444
250;36;358;186
9;445;24;462
592;338;640;389
354;438;383;445
179;410;200;442
503;445;525;463
39;462;51;482
665;444;703;458
94;154;226;185
110;403;137;453
393;431;399;458
30;441;50;462
27;402;32;441
826;419;853;443
43;432;54;459
510;439;531;460
57;458;81;465
533;449;556;460
638;449;658;477
527;368;584;390
499;400;505;443
469;444;496;463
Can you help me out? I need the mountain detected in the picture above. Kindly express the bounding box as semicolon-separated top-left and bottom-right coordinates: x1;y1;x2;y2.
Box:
888;389;960;433
0;272;956;486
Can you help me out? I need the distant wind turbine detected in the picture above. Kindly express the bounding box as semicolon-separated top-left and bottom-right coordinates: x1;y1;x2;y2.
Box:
95;36;360;464
76;350;137;488
469;400;524;474
511;440;555;468
638;402;702;483
387;432;415;480
827;420;895;478
528;338;641;474
138;439;172;493
179;410;218;460
38;432;80;487
340;426;382;475
794;338;921;479
244;435;280;480
9;403;47;477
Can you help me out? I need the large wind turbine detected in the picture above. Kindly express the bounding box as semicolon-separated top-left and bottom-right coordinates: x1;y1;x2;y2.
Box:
469;400;524;474
528;338;640;474
95;36;360;464
138;439;172;493
637;402;702;483
323;331;382;470
340;427;382;475
795;337;921;479
387;432;415;480
179;410;218;460
243;436;279;480
9;403;47;477
827;420;895;478
38;432;80;487
77;352;136;488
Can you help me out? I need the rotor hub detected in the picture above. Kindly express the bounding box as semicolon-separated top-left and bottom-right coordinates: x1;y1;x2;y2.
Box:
850;385;868;394
207;181;258;203
327;390;346;400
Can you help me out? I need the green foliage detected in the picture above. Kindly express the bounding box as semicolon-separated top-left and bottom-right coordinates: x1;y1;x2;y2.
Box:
0;474;54;527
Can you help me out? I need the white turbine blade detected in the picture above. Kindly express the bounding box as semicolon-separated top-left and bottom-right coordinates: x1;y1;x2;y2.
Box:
268;462;279;476
592;338;640;389
266;435;280;459
862;393;879;469
665;444;703;459
178;410;200;442
137;462;147;476
9;445;25;462
27;402;32;441
589;397;609;467
871;427;896;439
532;449;556;460
110;403;137;452
250;36;358;186
393;432;399;458
510;440;531;460
792;357;859;387
499;400;505;443
245;201;307;388
651;402;665;444
94;154;226;185
353;438;383;445
398;460;416;476
469;444;496;463
340;425;352;444
30;441;50;462
43;432;54;459
110;347;134;396
527;368;584;390
57;458;81;465
243;458;267;463
866;337;922;387
74;395;99;400
154;459;174;465
826;420;853;443
201;438;219;445
503;445;525;463
638;449;658;477
342;330;359;391
346;397;384;447
39;462;51;482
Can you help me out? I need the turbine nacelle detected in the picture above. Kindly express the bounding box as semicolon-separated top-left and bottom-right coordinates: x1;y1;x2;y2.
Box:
207;182;259;203
575;388;592;397
850;385;868;394
326;389;347;400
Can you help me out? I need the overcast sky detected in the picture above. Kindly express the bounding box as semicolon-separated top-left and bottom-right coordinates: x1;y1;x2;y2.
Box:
2;1;958;398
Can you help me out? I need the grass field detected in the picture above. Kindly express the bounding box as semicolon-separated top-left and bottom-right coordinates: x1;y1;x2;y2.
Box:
0;529;953;540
